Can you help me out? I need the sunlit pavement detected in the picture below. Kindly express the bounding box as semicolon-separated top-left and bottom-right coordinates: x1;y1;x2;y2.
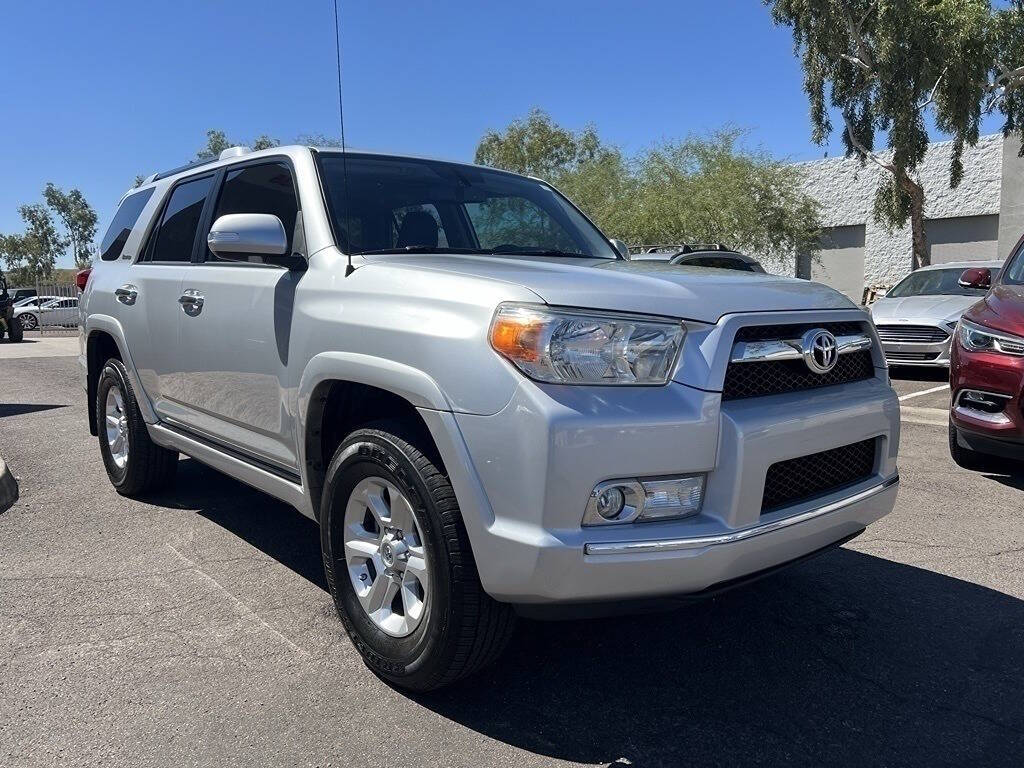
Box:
2;354;1022;767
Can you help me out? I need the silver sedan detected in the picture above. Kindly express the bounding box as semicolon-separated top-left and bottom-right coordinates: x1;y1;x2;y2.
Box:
870;260;1003;366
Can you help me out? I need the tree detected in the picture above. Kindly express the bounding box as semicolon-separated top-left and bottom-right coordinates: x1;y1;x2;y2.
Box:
196;129;280;159
474;111;821;268
0;204;63;282
43;183;98;269
765;0;1024;269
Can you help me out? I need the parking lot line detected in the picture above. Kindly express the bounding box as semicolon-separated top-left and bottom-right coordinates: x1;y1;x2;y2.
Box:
898;384;949;402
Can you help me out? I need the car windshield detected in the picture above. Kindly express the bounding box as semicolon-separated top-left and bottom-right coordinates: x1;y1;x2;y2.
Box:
317;153;618;259
886;267;1000;298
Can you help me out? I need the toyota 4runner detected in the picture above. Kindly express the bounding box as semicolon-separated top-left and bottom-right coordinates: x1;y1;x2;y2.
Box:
81;145;900;690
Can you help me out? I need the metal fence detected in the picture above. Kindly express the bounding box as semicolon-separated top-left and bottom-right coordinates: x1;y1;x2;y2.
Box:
12;281;80;336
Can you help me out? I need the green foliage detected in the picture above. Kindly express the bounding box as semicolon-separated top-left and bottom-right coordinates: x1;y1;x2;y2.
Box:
43;183;98;269
0;203;63;281
765;0;1024;268
196;129;280;159
474;111;821;266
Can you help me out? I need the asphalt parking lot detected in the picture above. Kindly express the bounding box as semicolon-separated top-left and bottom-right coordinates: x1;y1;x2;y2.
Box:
2;342;1023;767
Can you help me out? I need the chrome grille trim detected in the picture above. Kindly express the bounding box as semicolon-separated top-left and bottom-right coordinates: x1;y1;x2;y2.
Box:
730;333;872;364
875;324;949;344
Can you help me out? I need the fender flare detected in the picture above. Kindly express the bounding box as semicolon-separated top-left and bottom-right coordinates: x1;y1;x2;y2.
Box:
84;315;158;426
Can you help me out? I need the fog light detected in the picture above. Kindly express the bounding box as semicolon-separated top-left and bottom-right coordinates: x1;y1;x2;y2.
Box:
596;486;625;519
583;475;705;526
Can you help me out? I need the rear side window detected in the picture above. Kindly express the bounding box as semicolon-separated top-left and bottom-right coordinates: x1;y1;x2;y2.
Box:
99;188;154;261
147;175;215;263
207;162;298;261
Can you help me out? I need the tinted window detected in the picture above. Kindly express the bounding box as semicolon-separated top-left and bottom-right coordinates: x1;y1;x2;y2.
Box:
318;154;617;259
887;267;1001;297
208;162;298;260
100;188;154;261
148;176;214;263
1005;243;1024;285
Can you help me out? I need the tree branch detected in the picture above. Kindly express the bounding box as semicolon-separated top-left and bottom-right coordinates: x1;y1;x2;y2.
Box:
843;2;875;71
843;114;894;174
918;68;947;111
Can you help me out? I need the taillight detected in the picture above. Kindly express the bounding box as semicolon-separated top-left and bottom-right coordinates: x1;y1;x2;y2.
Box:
75;267;92;292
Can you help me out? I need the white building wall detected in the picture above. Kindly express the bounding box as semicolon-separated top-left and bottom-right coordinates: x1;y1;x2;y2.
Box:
797;134;1004;289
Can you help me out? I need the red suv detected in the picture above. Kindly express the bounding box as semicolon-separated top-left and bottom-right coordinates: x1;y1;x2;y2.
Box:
949;238;1024;470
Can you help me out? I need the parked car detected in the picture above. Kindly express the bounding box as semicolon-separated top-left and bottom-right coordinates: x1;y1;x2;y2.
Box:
81;145;900;691
0;270;24;342
630;243;767;273
949;246;1024;470
13;295;60;309
870;261;1004;366
12;288;36;301
15;296;79;330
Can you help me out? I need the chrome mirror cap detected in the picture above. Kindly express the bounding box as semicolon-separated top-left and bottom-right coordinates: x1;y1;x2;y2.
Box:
207;213;288;258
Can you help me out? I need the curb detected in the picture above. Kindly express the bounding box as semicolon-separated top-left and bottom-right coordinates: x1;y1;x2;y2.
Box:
0;457;18;514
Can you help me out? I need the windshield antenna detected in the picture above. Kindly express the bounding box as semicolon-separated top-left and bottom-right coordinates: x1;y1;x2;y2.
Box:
333;0;354;276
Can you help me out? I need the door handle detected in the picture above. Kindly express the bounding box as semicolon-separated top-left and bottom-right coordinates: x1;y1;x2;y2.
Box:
114;284;138;306
178;290;204;316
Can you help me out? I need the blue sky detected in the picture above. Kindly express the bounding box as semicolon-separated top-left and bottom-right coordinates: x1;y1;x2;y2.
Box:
0;0;1004;267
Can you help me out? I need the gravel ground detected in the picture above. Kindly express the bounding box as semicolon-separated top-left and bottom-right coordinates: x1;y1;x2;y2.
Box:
2;351;1023;767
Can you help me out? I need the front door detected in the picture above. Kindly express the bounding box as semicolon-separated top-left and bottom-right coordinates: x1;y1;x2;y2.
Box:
121;173;216;415
172;160;304;475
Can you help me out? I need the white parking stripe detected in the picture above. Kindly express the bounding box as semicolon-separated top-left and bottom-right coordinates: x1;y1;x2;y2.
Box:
898;384;949;402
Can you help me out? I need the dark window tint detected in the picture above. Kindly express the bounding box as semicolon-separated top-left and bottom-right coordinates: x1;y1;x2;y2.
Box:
208;162;298;260
100;188;154;261
1005;243;1024;285
149;176;214;263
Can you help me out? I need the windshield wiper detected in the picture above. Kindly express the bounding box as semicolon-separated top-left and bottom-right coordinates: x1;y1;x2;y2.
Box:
356;246;490;255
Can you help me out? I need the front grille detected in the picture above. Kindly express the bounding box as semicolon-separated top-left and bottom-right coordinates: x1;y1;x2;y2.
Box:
723;322;874;401
876;324;949;344
762;438;877;512
886;351;940;361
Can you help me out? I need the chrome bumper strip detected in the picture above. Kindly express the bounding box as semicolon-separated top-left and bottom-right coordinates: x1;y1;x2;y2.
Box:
730;333;872;364
584;474;899;556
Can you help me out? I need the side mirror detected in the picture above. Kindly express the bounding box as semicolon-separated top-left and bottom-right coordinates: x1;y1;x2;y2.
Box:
958;267;991;290
610;238;631;260
208;213;302;268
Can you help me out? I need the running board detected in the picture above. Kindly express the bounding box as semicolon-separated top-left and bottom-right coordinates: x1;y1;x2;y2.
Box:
148;423;309;515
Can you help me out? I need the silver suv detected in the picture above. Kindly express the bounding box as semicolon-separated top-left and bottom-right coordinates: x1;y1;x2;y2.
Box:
80;145;900;690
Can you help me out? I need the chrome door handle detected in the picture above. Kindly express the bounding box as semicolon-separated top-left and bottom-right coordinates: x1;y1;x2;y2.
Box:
114;284;138;306
178;290;204;316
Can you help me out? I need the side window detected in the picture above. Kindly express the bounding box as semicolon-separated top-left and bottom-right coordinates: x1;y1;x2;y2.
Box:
207;162;299;261
146;175;215;263
390;204;449;248
99;188;154;261
1006;242;1024;285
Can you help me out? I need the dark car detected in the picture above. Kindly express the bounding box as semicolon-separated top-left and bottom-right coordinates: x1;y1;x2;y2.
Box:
949;241;1024;470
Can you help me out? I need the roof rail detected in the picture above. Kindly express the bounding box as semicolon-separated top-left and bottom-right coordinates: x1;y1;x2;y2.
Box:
678;243;730;254
150;145;252;182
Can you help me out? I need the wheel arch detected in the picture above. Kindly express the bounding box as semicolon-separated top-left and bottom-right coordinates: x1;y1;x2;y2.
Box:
85;316;154;435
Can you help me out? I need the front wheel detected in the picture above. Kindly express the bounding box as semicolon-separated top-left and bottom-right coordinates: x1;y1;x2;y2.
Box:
19;313;37;330
321;427;516;691
96;358;178;495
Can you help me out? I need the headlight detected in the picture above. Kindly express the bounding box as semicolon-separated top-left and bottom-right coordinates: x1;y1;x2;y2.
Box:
958;319;1024;356
489;303;685;385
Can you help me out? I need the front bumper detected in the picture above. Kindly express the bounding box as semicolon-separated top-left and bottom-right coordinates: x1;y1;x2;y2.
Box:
445;372;900;604
950;333;1024;447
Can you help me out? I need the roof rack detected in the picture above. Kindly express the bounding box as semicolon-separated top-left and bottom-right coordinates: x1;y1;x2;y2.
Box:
678;243;731;254
150;145;251;182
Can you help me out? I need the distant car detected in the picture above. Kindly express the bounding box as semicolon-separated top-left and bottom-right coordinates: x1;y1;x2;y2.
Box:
13;295;60;309
630;244;766;273
869;260;1004;367
949;245;1024;470
12;288;36;301
14;296;79;330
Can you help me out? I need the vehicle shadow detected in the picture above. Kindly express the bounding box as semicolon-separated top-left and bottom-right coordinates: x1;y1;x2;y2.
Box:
0;403;68;418
152;459;1024;766
888;365;949;383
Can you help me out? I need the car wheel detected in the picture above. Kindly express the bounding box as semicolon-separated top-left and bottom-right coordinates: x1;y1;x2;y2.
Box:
7;315;22;342
20;313;37;330
96;358;178;495
320;426;516;691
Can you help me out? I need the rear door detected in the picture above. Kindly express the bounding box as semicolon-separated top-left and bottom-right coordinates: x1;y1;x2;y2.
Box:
172;159;304;475
121;174;216;413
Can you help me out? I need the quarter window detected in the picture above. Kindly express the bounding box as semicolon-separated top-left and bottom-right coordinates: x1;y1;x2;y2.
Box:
99;188;154;261
147;175;214;263
207;162;299;261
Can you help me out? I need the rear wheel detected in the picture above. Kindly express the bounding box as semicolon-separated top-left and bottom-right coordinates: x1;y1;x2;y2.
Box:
20;313;37;330
321;426;516;691
96;358;178;495
7;315;22;342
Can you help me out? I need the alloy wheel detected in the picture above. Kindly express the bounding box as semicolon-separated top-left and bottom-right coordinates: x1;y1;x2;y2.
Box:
104;386;129;469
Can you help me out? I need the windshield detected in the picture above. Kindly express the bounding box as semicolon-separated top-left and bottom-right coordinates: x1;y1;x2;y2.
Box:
886;267;1000;298
317;153;618;259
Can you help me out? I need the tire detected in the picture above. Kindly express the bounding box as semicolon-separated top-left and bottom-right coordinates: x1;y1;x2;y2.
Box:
7;315;22;342
96;358;178;495
948;423;1004;472
320;426;516;691
20;313;37;330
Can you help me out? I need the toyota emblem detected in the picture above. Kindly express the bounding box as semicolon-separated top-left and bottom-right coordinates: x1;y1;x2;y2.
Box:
801;328;839;374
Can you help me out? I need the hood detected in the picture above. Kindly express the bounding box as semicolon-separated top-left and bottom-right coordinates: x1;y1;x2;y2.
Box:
363;254;856;323
870;294;979;325
964;284;1024;337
